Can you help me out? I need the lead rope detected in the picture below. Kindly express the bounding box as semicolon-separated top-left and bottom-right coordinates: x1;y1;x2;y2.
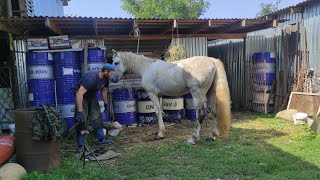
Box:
134;23;140;55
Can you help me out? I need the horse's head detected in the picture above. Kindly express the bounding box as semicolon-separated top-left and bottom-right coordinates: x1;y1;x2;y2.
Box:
110;49;126;83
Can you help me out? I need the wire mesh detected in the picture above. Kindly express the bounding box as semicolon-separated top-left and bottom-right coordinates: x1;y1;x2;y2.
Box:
0;67;14;130
245;56;275;114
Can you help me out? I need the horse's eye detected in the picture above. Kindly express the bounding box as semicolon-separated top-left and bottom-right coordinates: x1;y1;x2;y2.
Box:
114;62;119;65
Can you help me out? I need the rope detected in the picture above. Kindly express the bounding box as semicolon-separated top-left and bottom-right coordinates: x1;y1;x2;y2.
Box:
134;24;140;55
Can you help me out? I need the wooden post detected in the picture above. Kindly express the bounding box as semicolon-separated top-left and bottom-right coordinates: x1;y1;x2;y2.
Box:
7;0;13;17
264;59;267;114
302;25;307;70
84;43;88;74
274;35;280;112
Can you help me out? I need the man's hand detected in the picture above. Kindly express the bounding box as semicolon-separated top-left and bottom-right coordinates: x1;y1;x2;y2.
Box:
76;111;84;123
104;103;109;113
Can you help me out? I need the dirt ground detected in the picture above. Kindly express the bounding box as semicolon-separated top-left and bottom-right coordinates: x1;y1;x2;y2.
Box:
62;111;254;153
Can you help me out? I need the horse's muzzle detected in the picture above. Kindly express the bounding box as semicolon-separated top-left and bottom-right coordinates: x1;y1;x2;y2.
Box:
110;73;121;83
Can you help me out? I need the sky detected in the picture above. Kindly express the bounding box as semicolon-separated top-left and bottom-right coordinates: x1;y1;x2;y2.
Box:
64;0;305;19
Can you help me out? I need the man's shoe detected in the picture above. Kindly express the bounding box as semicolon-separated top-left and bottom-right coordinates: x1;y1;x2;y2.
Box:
98;138;114;145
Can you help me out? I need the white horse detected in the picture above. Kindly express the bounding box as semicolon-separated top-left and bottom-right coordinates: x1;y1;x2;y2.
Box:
110;50;231;144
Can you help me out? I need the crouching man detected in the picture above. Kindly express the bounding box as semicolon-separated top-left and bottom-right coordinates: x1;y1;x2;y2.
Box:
74;63;116;158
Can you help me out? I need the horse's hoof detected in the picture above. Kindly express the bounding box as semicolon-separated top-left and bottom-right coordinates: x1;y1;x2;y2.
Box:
206;135;217;141
154;135;165;140
186;138;196;145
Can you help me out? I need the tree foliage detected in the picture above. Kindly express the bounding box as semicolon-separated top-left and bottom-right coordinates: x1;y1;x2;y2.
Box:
256;0;282;17
120;0;210;19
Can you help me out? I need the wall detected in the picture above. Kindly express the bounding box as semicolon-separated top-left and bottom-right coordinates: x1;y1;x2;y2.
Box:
171;37;208;58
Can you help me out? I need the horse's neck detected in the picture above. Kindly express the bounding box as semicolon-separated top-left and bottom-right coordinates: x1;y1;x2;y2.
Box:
126;54;155;76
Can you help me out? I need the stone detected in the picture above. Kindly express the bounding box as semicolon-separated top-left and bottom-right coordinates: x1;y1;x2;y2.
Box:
276;109;299;121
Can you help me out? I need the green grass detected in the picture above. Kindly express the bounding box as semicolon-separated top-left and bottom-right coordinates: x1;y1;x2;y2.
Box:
22;112;320;180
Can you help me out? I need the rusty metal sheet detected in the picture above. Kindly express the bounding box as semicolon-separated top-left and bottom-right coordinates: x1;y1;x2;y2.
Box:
287;92;320;116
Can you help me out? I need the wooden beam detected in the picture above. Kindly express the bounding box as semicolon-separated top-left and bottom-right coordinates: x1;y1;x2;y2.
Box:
241;20;277;32
45;18;62;35
214;20;246;33
93;19;98;35
272;20;278;27
290;7;303;14
0;24;21;34
190;20;212;34
161;19;177;34
18;0;28;17
70;33;245;41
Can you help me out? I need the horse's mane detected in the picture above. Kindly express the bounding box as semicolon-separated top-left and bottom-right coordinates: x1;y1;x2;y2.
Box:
117;51;157;65
117;51;158;73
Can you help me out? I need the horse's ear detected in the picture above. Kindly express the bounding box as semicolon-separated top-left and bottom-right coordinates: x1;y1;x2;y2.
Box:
112;49;117;56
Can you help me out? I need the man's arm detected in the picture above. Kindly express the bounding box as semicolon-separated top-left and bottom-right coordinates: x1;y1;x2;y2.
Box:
101;87;108;104
76;86;87;112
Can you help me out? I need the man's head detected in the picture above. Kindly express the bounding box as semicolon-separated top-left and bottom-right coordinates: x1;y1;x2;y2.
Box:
101;63;115;78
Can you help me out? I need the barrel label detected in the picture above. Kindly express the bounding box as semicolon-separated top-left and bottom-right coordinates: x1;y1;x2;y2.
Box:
58;104;75;118
137;91;150;99
139;115;157;124
62;67;80;76
113;100;136;113
184;98;195;109
162;98;184;110
253;63;275;74
253;84;273;92
28;93;34;101
138;101;155;113
81;63;104;74
27;66;54;79
48;53;53;61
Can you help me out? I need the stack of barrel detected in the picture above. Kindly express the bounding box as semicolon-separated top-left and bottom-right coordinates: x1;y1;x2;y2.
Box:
112;87;137;125
183;93;197;121
136;88;157;124
252;52;276;113
26;52;55;108
54;51;81;130
162;96;184;123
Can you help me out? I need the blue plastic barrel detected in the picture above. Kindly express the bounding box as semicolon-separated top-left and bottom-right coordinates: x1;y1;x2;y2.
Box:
162;96;184;122
252;52;276;91
112;88;137;125
183;93;197;121
136;88;157;124
252;52;276;113
54;51;81;129
26;52;55;107
80;49;105;75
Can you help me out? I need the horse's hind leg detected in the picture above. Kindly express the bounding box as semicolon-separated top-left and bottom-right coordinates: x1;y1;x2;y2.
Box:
187;95;207;145
206;85;219;140
147;92;166;139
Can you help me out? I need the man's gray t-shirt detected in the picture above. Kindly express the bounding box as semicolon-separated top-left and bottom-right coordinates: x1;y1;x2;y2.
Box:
77;71;109;96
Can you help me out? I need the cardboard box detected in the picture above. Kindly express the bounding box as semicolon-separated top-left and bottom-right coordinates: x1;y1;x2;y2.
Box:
27;38;49;50
49;35;71;49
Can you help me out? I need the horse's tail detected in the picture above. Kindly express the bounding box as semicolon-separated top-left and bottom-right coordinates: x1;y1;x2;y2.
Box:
210;58;231;138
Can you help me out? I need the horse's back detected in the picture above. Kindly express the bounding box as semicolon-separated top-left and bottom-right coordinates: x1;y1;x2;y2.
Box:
175;56;217;85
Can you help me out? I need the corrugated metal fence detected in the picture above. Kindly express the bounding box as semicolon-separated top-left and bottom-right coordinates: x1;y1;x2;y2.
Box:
13;40;28;109
172;37;208;57
208;1;320;112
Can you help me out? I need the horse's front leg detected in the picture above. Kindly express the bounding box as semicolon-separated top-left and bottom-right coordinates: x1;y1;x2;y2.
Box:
148;92;166;139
